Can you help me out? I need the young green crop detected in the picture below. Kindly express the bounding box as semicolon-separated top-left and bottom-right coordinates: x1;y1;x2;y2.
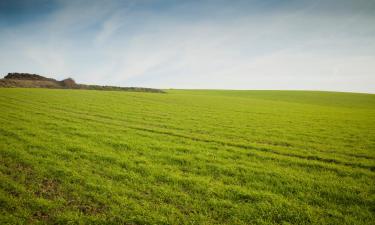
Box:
1;88;374;224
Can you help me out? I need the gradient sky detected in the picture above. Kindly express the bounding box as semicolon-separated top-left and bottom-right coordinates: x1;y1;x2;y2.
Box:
0;0;374;92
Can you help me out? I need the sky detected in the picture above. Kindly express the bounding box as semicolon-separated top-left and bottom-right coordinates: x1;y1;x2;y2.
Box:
0;0;374;93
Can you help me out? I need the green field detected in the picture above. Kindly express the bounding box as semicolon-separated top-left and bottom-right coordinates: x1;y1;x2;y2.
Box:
1;88;374;224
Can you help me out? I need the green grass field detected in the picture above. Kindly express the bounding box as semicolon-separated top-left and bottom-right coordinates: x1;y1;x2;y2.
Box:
1;88;374;224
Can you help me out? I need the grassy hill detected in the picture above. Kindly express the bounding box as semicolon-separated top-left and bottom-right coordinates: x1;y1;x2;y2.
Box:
0;73;164;93
0;88;374;224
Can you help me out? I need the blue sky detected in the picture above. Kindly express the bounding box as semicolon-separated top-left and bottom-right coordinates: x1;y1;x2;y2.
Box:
0;0;374;92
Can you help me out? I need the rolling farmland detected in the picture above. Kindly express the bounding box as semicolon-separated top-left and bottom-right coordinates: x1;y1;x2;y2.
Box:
0;88;374;224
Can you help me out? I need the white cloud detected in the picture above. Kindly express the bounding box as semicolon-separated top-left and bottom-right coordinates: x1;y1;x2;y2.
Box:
0;0;374;93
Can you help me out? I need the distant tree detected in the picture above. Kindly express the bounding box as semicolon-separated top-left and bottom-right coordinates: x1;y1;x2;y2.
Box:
61;78;77;88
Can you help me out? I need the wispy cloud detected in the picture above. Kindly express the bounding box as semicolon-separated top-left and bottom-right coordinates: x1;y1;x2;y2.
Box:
0;0;374;92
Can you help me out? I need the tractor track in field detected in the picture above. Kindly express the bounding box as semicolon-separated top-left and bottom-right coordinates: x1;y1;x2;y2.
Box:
1;96;374;173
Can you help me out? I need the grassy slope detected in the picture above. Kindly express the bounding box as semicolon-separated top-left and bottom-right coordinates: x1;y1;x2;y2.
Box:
0;88;374;225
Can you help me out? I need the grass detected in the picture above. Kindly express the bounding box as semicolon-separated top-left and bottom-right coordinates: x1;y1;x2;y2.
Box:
0;88;374;224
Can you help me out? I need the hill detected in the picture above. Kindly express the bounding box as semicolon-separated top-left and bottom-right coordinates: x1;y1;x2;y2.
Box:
0;89;374;224
0;73;164;93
